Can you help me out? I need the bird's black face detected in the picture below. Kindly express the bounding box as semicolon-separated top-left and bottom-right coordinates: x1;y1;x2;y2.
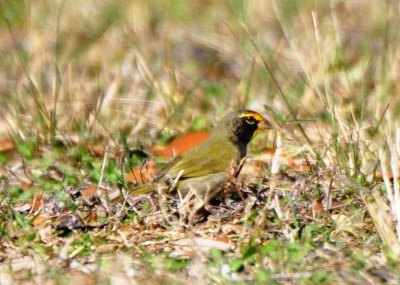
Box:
229;110;273;155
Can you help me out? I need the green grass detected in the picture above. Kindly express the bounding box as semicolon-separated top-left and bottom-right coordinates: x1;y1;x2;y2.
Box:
0;0;400;284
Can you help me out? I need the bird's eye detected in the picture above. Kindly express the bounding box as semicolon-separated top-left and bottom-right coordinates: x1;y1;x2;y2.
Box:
239;112;263;126
245;118;256;125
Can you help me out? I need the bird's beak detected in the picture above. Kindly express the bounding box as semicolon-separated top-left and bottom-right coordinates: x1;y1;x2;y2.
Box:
257;117;273;130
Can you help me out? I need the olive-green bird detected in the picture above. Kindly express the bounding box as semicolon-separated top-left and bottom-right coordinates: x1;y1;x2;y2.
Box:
114;109;272;204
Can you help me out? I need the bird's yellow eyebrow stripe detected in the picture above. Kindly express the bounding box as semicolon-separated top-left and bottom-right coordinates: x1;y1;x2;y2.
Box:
239;112;263;122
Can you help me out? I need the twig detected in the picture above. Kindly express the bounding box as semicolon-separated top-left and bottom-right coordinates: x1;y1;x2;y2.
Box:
97;144;111;214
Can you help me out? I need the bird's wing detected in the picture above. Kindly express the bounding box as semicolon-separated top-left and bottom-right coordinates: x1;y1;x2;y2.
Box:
161;138;238;179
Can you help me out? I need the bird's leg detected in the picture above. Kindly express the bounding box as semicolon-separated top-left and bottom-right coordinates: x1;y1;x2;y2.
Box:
224;157;247;200
234;157;247;179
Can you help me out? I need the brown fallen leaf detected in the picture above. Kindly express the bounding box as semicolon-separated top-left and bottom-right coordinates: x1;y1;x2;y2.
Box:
55;213;108;231
0;137;15;153
14;193;44;213
375;169;400;180
81;186;98;200
32;214;52;227
152;131;210;158
29;193;43;213
173;237;232;251
20;181;32;190
287;157;310;171
126;159;158;184
85;143;106;157
215;236;230;244
14;203;32;212
312;201;324;217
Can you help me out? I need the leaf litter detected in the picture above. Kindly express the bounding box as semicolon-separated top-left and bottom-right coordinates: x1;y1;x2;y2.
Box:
0;137;398;284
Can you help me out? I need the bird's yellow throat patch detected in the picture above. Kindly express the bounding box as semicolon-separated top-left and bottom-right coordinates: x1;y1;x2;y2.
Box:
239;111;263;123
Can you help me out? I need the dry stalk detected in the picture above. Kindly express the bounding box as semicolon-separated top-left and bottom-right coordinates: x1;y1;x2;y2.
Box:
360;189;400;256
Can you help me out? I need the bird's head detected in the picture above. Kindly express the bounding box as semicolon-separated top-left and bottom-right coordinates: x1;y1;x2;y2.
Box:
215;109;273;149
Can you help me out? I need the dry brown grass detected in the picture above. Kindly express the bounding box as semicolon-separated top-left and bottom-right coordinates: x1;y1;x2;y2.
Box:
1;0;400;284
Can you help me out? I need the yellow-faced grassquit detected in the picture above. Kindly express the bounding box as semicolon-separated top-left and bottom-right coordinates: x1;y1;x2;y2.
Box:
114;109;272;209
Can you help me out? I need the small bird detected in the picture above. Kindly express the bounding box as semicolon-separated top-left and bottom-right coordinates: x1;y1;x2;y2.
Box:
114;110;273;211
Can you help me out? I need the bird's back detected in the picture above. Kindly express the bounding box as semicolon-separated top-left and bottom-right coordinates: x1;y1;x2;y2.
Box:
160;133;238;180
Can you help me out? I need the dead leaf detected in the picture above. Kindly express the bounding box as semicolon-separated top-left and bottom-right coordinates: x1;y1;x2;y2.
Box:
14;193;44;213
0;137;15;153
20;182;32;190
126;159;158;184
152;131;210;158
81;186;98;200
173;237;232;251
312;201;324;217
287;158;310;171
30;193;43;213
215;236;230;244
32;214;52;227
14;203;31;212
375;169;400;180
55;213;86;231
375;171;390;179
85;143;106;157
55;213;108;231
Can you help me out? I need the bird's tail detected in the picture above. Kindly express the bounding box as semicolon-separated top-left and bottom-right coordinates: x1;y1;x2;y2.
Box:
111;184;154;204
